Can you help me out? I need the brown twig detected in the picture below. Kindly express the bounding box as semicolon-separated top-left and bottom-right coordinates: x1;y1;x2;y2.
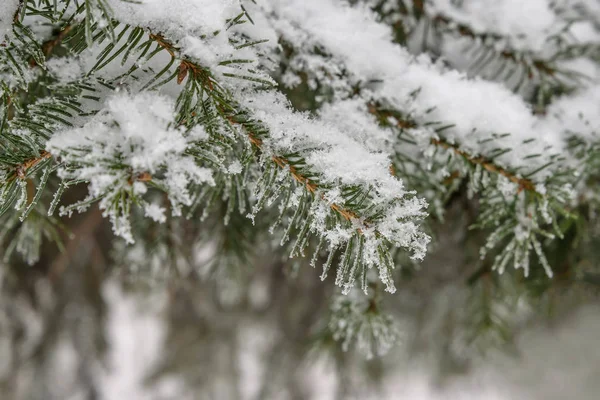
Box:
150;33;215;89
11;151;52;181
430;138;536;193
367;103;537;194
127;171;152;185
12;0;24;24
41;25;73;57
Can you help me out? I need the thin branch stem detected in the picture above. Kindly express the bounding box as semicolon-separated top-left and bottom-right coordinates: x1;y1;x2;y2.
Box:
430;138;537;194
368;103;537;194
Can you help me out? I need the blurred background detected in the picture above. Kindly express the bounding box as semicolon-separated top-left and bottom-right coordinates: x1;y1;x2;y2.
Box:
1;194;599;400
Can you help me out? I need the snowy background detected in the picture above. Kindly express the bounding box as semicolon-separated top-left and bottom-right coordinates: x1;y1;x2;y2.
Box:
72;284;600;400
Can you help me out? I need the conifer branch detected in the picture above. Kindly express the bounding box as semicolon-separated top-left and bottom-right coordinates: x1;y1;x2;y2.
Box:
372;0;591;104
431;15;560;80
0;0;598;365
367;102;538;194
137;28;431;294
152;33;369;227
429;138;537;194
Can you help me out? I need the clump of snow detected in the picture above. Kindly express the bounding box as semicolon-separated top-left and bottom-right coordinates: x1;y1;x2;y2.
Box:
48;92;214;243
318;99;393;153
245;92;407;200
106;0;238;39
226;160;243;175
539;85;600;143
144;203;167;223
429;0;560;52
0;0;19;44
180;35;232;70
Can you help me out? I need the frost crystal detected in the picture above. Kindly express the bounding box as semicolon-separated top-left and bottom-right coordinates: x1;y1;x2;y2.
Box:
329;295;401;359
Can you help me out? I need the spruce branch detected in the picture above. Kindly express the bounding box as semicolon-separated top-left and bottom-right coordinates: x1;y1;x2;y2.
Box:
0;3;428;295
142;29;428;294
429;138;537;194
431;14;563;80
368;101;538;194
0;0;598;366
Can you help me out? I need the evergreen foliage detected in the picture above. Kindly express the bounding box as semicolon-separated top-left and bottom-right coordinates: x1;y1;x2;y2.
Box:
1;0;600;367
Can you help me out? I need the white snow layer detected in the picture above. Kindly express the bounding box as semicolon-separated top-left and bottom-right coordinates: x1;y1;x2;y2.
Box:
260;0;568;179
0;0;19;44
